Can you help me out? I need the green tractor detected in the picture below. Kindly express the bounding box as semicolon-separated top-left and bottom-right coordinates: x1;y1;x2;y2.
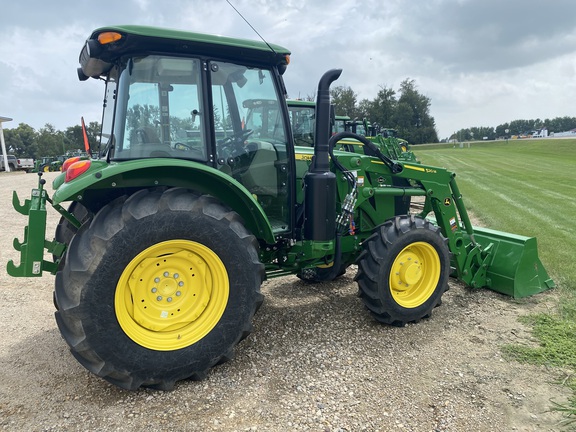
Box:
333;114;350;135
31;155;67;173
7;25;553;391
337;119;419;163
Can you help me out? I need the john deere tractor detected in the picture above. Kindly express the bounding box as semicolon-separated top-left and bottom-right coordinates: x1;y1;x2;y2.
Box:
7;25;553;391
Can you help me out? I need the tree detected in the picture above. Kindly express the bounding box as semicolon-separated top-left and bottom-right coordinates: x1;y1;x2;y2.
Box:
330;86;358;119
367;85;397;129
64;122;100;153
3;123;37;157
35;124;65;157
393;79;438;143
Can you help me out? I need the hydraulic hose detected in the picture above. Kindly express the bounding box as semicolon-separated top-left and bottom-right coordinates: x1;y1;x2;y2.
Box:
328;131;403;174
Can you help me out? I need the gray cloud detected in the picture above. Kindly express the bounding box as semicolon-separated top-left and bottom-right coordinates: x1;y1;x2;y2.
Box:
0;0;574;139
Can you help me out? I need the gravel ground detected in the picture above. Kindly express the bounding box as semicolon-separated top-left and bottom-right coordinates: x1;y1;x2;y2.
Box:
0;170;571;431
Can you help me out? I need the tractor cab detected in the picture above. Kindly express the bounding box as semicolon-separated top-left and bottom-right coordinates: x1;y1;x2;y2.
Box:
79;26;294;234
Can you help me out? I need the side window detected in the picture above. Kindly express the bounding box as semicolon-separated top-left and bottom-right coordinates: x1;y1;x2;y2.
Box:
113;56;206;160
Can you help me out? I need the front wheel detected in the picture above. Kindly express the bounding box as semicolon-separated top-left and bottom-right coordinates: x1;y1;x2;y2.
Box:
54;188;264;390
355;215;450;326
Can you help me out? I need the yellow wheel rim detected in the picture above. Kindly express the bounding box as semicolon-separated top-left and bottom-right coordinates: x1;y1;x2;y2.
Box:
43;165;51;172
389;241;440;308
115;240;229;351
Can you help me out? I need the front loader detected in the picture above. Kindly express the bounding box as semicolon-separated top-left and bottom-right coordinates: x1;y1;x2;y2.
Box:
7;25;553;391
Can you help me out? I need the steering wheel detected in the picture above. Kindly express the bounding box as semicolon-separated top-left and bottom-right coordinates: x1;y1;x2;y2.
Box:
217;129;254;160
217;129;254;148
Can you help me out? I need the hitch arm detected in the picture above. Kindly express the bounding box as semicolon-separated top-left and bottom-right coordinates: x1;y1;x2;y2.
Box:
6;178;66;277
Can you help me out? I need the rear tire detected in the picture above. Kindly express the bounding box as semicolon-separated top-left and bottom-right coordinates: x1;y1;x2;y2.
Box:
54;201;92;250
355;215;450;326
54;188;264;390
53;202;93;309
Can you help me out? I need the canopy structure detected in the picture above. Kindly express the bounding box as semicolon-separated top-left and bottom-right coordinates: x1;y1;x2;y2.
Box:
1;116;13;172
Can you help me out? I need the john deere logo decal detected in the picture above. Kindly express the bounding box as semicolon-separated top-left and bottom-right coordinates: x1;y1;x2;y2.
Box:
444;198;451;206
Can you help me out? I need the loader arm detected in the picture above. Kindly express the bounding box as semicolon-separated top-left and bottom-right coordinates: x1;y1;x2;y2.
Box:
399;163;554;298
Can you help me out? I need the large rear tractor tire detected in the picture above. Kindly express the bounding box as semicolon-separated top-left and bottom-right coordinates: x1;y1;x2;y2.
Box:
54;188;264;390
54;201;92;247
355;215;450;326
52;201;93;309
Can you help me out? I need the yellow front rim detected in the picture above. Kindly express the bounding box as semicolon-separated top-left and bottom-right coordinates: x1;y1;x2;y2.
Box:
389;241;440;308
115;240;229;351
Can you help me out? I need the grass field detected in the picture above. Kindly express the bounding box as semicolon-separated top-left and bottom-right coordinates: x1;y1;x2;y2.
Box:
415;138;576;290
415;138;576;420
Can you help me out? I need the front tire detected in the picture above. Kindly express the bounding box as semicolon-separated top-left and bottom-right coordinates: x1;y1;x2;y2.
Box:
54;188;264;390
355;215;450;326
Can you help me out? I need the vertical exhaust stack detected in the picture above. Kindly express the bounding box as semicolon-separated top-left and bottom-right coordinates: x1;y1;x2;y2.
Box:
303;69;342;241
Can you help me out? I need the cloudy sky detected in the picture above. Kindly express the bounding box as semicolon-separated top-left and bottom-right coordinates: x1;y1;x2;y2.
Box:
1;0;575;139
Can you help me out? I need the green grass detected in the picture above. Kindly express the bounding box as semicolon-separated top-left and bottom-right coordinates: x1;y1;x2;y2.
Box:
416;138;576;422
416;139;576;289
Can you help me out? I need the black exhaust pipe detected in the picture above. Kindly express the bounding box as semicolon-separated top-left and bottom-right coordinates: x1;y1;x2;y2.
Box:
311;69;342;173
303;69;342;241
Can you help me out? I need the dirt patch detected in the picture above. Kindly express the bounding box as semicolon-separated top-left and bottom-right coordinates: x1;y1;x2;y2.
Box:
0;171;570;431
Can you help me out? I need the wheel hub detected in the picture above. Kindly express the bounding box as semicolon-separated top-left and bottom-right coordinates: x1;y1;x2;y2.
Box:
115;240;229;351
389;241;441;308
396;252;422;288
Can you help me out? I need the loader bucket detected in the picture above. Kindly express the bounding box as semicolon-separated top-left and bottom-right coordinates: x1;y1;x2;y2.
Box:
470;226;555;298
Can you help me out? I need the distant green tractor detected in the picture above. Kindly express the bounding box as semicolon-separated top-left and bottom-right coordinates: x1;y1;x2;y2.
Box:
333;114;350;135
32;156;58;173
8;25;553;391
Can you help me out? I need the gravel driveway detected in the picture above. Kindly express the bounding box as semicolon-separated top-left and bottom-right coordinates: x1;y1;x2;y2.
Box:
0;171;569;431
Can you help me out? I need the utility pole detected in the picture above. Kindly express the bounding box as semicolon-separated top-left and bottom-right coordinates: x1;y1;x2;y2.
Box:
1;116;13;172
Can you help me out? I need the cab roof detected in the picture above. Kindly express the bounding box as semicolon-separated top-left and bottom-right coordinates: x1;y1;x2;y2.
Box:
80;25;291;78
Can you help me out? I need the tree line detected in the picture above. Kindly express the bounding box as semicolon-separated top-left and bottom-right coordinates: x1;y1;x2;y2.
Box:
452;116;576;141
5;96;574;156
1;122;101;159
327;78;439;144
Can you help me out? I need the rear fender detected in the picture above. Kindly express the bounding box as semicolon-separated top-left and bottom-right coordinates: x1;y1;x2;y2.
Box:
52;159;276;243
